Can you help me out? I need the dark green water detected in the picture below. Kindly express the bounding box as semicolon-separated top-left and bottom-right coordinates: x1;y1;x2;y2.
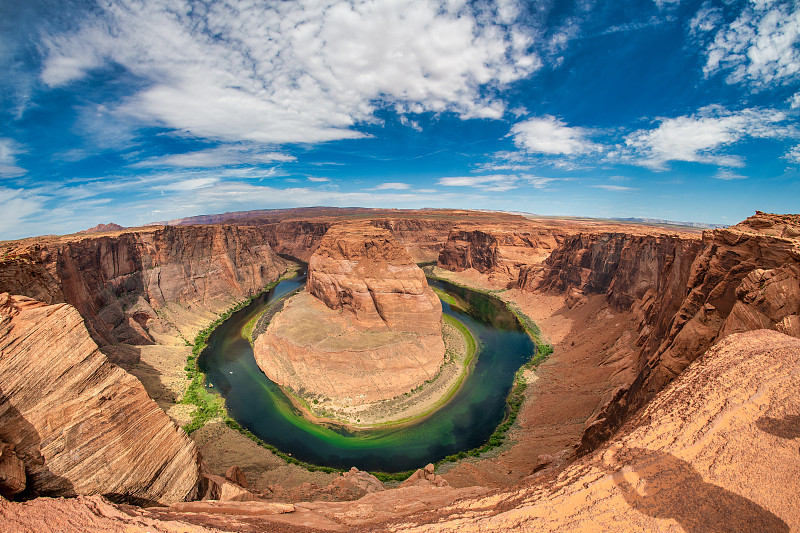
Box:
198;275;534;472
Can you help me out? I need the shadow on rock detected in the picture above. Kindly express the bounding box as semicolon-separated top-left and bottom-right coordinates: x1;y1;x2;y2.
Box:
0;387;76;499
611;447;788;533
756;414;800;440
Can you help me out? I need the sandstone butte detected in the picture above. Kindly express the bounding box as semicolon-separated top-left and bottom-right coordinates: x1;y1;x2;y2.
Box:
0;208;797;531
254;222;446;410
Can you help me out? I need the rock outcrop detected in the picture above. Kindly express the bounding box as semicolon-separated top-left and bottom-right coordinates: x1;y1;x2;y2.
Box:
0;225;288;347
0;293;200;504
255;224;446;410
439;226;563;285
307;224;442;334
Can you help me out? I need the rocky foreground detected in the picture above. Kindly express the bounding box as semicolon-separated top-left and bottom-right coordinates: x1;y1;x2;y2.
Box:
1;329;796;531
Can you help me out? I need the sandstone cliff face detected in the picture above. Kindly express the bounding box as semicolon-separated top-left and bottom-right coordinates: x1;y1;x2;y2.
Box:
307;224;442;334
0;294;200;504
370;218;454;263
439;226;566;286
518;214;800;454
0;225;287;347
263;221;332;262
255;223;445;408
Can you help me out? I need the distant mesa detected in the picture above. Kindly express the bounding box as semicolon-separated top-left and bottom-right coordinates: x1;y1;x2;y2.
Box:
77;222;124;234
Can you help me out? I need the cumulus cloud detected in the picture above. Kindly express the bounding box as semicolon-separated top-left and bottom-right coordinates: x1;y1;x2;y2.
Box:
623;105;790;170
702;1;800;87
0;138;26;177
40;0;540;144
510;116;600;155
438;174;553;192
784;144;800;164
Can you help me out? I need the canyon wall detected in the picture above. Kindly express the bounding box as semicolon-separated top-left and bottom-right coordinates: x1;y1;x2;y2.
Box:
439;226;564;285
0;225;288;347
0;294;200;504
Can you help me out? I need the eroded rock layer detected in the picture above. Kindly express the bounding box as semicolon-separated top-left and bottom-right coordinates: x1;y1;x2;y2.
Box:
0;225;287;347
0;294;200;504
307;224;442;334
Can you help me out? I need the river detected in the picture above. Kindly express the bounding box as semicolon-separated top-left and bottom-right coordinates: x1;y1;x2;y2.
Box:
198;273;534;472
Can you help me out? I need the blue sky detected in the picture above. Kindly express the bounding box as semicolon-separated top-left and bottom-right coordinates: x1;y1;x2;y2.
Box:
1;0;798;239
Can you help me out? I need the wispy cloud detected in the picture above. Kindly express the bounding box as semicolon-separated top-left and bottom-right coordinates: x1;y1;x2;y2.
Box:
438;174;553;192
374;182;411;190
39;0;540;145
592;184;635;191
133;145;295;168
307;177;330;183
0;138;26;178
713;170;747;181
510;116;600;155
621;105;791;170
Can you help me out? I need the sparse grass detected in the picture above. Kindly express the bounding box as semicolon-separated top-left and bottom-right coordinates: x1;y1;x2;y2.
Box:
432;286;457;306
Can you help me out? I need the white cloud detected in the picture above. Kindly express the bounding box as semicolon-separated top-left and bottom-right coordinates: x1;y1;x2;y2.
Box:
133;145;295;168
161;177;220;191
623;105;790;170
510;116;600;155
40;0;540;144
592;184;636;191
0;138;26;178
307;177;330;182
713;169;747;180
374;182;411;190
703;1;800;87
438;174;553;192
784;144;800;164
689;4;723;34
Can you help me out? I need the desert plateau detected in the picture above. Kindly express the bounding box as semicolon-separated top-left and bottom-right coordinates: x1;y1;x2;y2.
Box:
0;207;797;532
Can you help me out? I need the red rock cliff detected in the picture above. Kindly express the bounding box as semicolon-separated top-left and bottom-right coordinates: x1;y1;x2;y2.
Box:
439;226;563;285
0;225;288;346
521;214;800;454
307;223;442;334
0;293;200;504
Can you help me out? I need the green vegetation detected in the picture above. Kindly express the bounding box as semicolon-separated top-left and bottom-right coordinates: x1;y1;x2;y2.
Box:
241;309;263;342
431;286;457;306
181;270;298;435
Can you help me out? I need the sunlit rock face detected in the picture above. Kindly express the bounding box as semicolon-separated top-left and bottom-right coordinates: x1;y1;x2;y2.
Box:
254;223;445;406
307;223;443;334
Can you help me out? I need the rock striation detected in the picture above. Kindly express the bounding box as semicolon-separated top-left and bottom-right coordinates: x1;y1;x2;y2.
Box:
0;293;200;504
307;224;442;334
255;224;446;410
439;226;564;286
0;225;287;348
